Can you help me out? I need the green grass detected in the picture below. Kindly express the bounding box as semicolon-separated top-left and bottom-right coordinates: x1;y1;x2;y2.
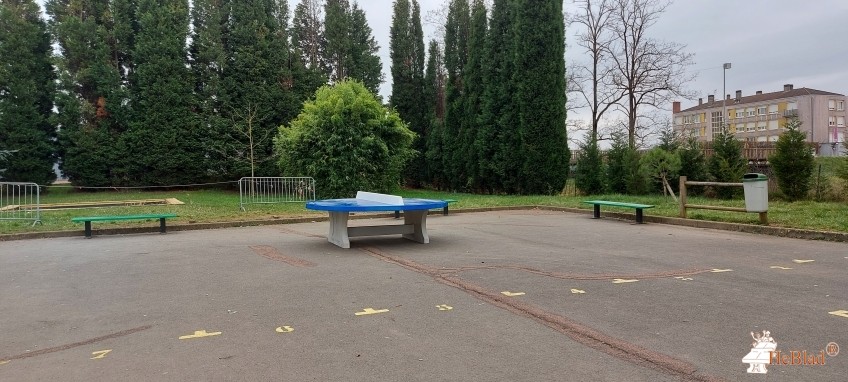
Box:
2;185;846;236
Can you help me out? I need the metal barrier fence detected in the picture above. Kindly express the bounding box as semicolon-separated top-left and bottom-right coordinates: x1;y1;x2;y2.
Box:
0;182;41;226
239;177;316;211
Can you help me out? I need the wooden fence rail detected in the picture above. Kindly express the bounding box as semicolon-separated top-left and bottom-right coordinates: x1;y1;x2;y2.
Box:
679;176;768;224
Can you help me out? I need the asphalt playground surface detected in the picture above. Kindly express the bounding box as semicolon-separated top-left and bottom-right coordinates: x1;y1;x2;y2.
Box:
1;209;846;381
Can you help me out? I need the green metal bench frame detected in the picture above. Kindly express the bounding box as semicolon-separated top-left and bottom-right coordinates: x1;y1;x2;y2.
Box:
582;200;654;224
71;213;178;238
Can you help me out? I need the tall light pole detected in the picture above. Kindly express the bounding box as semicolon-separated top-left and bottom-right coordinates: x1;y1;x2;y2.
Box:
723;63;732;133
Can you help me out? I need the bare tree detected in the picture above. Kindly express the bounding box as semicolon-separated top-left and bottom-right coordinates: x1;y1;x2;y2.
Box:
607;0;696;148
567;0;624;141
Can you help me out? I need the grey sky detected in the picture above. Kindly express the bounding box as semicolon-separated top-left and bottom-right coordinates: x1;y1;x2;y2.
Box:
360;0;848;110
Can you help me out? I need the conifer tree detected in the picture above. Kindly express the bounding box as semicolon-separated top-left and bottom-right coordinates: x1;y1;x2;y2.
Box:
512;0;569;194
47;0;127;186
770;117;814;201
190;0;228;179
424;39;446;188
123;0;204;185
480;0;516;193
463;0;486;191
219;0;298;178
442;0;470;190
323;0;350;83
291;0;326;73
0;0;56;185
390;0;427;186
708;130;747;199
346;2;382;94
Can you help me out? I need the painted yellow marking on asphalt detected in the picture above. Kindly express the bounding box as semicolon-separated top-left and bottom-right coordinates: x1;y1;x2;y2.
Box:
90;350;112;360
275;326;294;333
571;289;586;294
612;279;638;284
179;330;222;340
674;277;693;281
829;310;848;319
770;266;793;270
792;259;815;264
436;304;453;311
501;291;525;297
710;269;733;273
355;308;389;316
0;360;9;365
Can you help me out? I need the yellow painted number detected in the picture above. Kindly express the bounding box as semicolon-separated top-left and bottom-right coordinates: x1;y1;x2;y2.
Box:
436;304;453;311
501;291;525;297
275;326;294;333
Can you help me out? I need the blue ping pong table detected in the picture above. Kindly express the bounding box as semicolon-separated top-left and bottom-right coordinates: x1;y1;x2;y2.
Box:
306;195;447;249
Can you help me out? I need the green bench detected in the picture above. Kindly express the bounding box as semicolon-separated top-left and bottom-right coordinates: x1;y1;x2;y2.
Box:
395;199;457;218
71;213;178;238
582;200;654;224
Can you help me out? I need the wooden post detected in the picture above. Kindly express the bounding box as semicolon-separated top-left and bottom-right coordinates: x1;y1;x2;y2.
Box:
759;212;768;225
679;176;687;218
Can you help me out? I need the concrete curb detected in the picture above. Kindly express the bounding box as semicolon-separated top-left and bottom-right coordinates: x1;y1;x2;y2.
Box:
2;205;846;243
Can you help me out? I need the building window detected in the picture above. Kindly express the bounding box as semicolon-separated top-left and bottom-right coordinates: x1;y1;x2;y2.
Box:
838;101;845;111
829;100;837;111
838;116;845;127
711;111;724;135
746;123;755;132
829;116;836;127
757;122;767;131
757;106;767;115
768;104;778;114
747;108;756;117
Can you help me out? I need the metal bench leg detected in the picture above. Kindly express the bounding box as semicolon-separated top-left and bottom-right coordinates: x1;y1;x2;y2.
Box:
635;209;644;224
592;204;601;219
160;218;167;234
394;210;400;219
443;205;449;215
84;221;92;238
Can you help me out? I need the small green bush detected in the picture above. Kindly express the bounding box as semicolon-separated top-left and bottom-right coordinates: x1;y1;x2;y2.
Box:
573;134;605;195
708;130;747;199
769;117;814;201
275;80;416;198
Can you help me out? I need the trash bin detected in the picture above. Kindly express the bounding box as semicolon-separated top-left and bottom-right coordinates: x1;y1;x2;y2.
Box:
742;173;768;212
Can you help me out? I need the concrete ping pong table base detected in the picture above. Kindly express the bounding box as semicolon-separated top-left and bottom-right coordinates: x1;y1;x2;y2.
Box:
307;192;448;249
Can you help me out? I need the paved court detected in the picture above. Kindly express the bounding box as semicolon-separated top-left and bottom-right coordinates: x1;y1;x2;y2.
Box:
0;210;846;381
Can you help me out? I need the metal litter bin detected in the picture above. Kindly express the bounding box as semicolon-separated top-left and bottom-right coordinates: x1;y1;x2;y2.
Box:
742;173;768;212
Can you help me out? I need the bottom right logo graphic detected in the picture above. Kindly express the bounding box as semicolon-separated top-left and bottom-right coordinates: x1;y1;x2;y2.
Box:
742;330;839;374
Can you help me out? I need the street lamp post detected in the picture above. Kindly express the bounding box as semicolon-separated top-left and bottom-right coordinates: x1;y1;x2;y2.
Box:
723;63;731;133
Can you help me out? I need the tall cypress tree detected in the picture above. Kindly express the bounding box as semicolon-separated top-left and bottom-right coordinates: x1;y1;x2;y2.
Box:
190;0;228;179
0;0;56;185
463;0;486;191
219;0;297;178
480;0;515;193
442;0;470;190
323;0;350;83
123;0;204;185
390;0;426;186
291;0;326;73
424;39;446;188
512;0;568;194
346;2;382;94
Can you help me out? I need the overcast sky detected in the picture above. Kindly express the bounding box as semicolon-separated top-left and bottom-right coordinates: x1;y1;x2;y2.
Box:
359;0;848;109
